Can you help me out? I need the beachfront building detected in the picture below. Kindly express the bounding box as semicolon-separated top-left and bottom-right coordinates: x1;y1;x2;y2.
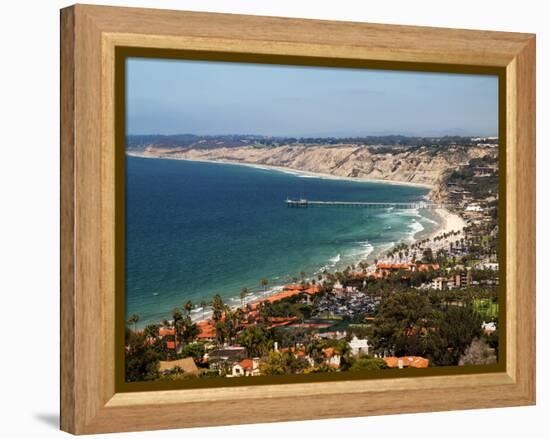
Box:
349;335;370;356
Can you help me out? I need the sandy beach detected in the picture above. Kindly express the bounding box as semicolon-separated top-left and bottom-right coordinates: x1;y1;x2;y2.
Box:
423;208;467;251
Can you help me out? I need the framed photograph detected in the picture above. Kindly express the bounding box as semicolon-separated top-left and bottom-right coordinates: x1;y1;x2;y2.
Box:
60;4;536;434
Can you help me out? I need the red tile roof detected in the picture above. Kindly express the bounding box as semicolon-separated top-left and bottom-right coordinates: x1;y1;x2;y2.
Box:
159;327;175;337
238;359;255;370
196;320;216;339
384;356;429;368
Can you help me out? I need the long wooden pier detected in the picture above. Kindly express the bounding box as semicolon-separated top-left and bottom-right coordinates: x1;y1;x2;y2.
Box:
285;198;446;209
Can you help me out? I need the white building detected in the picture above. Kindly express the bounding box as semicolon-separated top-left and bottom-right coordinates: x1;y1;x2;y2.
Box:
349;336;369;356
466;204;483;212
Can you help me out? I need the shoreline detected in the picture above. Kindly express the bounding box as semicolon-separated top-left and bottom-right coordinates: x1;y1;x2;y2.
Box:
126;151;434;189
126;151;465;328
180;207;465;328
134;208;464;329
427;208;466;241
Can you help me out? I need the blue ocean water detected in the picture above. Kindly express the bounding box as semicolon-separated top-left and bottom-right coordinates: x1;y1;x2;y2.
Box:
125;156;436;325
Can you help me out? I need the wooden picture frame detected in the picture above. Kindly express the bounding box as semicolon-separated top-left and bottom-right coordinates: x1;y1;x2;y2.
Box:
60;4;536;434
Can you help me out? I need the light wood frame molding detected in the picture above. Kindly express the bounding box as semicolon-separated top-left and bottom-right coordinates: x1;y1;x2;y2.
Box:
60;4;536;434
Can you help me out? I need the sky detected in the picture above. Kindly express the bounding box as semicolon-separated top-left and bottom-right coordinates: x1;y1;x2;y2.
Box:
126;57;498;138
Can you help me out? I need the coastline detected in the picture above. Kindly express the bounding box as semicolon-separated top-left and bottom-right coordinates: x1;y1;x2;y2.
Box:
427;208;466;240
126;152;464;328
126;151;434;189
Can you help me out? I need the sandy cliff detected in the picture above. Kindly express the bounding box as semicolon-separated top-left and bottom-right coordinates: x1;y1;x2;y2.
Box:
135;144;495;200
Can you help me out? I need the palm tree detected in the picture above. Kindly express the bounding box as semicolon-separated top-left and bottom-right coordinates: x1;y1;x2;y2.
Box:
211;294;225;323
260;278;269;294
183;300;193;317
143;324;159;340
240;287;248;308
127;314;140;333
171;309;183;351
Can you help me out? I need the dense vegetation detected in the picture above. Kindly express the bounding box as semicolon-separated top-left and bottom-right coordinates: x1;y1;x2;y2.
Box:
126;134;486;150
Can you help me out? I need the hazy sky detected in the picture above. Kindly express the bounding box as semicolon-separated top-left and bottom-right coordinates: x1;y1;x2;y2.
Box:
126;57;498;137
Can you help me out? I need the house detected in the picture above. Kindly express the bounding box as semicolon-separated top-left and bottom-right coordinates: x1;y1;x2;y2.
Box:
322;347;341;368
229;357;260;377
384;356;429;369
158;357;200;375
349;336;369;356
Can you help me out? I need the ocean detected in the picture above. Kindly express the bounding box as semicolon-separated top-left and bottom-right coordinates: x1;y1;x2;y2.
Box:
125;156;438;326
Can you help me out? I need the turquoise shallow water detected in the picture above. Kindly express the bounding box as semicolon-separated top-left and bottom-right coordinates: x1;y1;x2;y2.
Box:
125;156;437;326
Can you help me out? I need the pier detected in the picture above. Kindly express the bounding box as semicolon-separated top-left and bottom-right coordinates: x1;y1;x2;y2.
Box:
285;198;447;210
